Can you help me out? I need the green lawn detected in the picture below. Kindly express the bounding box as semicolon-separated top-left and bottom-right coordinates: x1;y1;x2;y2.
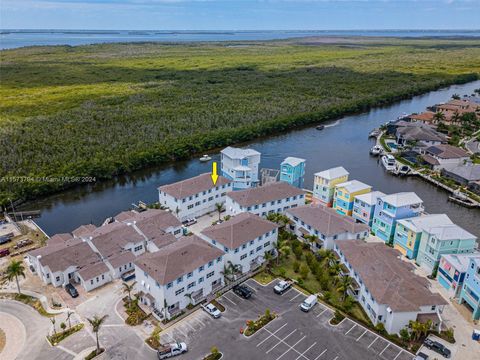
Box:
1;37;480;205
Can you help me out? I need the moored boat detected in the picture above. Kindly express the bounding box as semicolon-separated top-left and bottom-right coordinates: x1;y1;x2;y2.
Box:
381;154;396;172
370;145;383;156
316;125;325;131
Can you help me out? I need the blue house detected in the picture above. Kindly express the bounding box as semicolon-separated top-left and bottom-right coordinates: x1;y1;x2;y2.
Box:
458;256;480;320
280;157;306;188
352;191;385;227
220;147;261;190
438;253;480;299
371;192;424;243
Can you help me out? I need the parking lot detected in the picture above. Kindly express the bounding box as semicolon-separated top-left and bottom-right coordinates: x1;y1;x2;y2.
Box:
159;278;414;360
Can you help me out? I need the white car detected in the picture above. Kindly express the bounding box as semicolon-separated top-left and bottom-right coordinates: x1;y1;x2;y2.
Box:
273;280;292;295
203;303;221;318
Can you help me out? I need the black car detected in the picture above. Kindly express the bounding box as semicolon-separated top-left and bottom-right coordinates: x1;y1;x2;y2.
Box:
424;339;451;358
233;284;253;299
65;283;79;298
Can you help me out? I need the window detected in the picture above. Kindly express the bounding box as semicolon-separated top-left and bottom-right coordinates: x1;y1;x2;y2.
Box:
256;246;262;252
102;274;105;280
187;204;194;209
187;272;193;278
216;256;222;263
208;261;214;267
224;246;229;252
250;250;254;255
55;276;60;282
189;196;193;200
187;281;196;289
234;248;239;253
271;201;275;205
167;282;173;289
199;265;204;272
175;287;185;296
240;254;247;260
91;279;94;285
176;276;183;284
242;244;247;250
250;240;254;246
264;241;270;247
198;277;204;283
156;281;160;288
206;271;215;279
134;245;143;252
195;201;201;206
431;305;436;311
208;197;213;201
211;239;217;245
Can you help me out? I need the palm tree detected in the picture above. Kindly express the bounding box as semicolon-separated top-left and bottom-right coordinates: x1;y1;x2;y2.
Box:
184;293;192;306
227;261;241;276
5;260;26;294
304;235;319;250
220;265;232;283
451;111;461;125
214;203;224;222
336;275;352;301
162;299;169;319
87;314;108;355
122;281;137;302
66;310;74;329
50;317;57;336
433;111;446;124
263;251;273;269
409;320;423;341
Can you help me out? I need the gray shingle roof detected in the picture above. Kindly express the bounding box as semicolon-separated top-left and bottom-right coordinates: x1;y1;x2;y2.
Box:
227;182;304;207
159;173;231;199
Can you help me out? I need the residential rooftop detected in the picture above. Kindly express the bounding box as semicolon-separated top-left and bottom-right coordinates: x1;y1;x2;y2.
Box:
397;214;452;233
77;261;110;281
91;222;144;259
336;240;447;312
134;235;224;285
396;125;447;142
72;224;97;238
380;192;423;207
443;164;480;181
287;205;369;237
441;253;480;273
314;166;349;180
201;212;278;250
38;241;101;273
158;173;231;200
221;146;260;159
226;181;304;207
281;157;306;167
335;180;371;193
354;191;386;206
426;144;469;159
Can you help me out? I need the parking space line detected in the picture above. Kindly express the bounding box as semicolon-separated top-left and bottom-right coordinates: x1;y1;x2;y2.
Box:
316;308;327;318
294;342;317;360
263;328;309;360
265;329;297;353
289;292;303;302
256;323;288;347
281;288;293;296
379;343;389;356
277;335;306;360
229;291;245;301
393;350;403;360
314;349;327;360
184;321;196;332
332;356;338;360
192;317;205;327
345;323;356;335
221;294;237;306
368;336;378;348
356;330;367;341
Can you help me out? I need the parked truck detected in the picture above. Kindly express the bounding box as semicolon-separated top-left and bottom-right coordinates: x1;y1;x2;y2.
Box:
157;342;188;359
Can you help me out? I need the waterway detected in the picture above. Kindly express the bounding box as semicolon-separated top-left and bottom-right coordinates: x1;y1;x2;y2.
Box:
19;81;480;237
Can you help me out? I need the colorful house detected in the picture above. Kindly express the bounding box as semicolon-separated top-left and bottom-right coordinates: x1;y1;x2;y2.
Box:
312;167;349;207
393;214;449;260
333;180;371;216
371;192;423;243
352;191;385;227
280;157;306;188
458;257;480;320
416;220;477;274
437;253;480;298
220;146;261;190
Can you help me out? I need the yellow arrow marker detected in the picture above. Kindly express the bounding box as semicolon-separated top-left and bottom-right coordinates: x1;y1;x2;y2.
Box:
211;161;219;185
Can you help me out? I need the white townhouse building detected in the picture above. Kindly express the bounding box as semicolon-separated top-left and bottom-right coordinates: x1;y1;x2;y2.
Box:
27;209;183;292
135;235;225;320
225;182;305;217
220;146;261;190
285;205;369;250
334;240;448;335
200;212;278;273
158;173;233;221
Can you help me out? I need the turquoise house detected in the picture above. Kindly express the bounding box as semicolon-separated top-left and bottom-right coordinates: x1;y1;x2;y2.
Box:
280;157;306;189
416;220;477;274
437;253;480;299
371;192;424;243
458;257;480;320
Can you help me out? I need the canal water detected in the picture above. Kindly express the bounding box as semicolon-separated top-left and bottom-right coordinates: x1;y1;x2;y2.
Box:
20;81;480;237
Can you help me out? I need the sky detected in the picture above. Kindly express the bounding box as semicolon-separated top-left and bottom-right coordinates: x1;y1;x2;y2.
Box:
1;0;479;30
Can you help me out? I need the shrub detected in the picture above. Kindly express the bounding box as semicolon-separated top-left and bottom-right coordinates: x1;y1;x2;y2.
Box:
331;310;345;325
293;261;300;273
299;264;309;280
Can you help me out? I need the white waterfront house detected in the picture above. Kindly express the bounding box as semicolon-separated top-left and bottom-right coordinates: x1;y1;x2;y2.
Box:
158;173;233;221
220;146;261;190
285;205;369;250
200;212;278;273
335;240;447;335
135;236;225;320
225;181;305;217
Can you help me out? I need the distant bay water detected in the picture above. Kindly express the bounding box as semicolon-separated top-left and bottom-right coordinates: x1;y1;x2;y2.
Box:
1;29;480;49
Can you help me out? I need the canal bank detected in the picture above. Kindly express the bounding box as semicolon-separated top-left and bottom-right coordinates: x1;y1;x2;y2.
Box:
19;81;480;237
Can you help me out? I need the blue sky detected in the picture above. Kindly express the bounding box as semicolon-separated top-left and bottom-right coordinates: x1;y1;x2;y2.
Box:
2;0;479;30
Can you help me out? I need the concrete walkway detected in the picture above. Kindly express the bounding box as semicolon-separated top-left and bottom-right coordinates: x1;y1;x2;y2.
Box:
0;311;26;360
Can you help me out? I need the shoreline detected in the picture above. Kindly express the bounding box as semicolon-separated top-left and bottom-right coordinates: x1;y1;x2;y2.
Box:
8;75;479;210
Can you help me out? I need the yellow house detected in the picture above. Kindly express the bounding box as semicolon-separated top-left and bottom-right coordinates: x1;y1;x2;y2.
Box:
313;167;349;207
333;180;371;216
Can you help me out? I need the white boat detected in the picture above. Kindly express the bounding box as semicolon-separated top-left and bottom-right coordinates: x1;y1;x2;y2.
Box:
381;154;396;172
370;145;383;156
368;129;381;138
199;155;211;162
395;164;410;176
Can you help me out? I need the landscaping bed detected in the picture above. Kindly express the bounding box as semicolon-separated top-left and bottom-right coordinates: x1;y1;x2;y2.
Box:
244;309;276;336
47;323;84;345
210;299;225;312
145;326;162;349
85;348;105;360
253;271;276;285
123;298;148;326
0;293;54;317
